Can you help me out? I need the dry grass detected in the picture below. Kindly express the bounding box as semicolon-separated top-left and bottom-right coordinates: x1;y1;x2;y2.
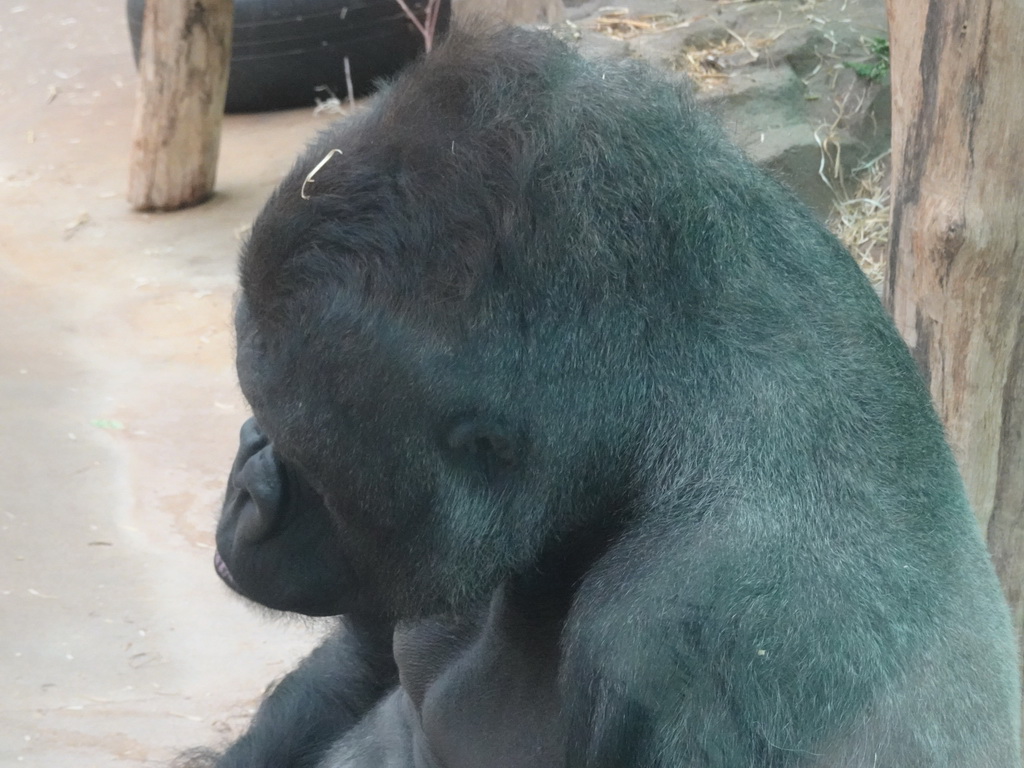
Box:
674;39;745;87
814;86;891;287
827;155;891;287
592;4;890;284
673;29;788;89
592;8;694;39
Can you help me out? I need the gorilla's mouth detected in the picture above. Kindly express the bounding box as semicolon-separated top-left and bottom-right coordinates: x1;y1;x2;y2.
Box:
214;550;241;592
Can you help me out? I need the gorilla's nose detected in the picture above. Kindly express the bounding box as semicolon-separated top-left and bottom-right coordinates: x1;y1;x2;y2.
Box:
234;444;285;542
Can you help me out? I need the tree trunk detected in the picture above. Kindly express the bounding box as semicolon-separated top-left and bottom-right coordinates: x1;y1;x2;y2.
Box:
885;1;1024;638
128;0;233;211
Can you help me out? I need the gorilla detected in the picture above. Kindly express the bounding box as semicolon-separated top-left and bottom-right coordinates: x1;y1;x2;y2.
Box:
204;25;1022;768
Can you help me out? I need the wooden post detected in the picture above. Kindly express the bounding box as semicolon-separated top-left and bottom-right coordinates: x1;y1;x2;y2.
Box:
885;0;1024;641
128;0;233;211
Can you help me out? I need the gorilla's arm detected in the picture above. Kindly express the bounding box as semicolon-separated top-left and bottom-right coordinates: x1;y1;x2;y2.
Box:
215;618;397;768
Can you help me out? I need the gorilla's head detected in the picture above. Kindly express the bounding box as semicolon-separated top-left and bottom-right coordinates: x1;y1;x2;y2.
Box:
217;28;660;618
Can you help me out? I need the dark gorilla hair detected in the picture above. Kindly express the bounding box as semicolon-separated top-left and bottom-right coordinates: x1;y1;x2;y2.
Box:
207;24;1022;768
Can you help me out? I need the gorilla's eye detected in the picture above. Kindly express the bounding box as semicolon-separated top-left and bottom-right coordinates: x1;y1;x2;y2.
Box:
445;418;520;475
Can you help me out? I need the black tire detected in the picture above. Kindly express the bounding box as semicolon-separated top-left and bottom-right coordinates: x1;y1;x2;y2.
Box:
127;0;451;113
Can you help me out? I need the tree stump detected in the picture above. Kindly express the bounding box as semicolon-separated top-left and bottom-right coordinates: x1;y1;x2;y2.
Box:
885;1;1024;645
128;0;233;211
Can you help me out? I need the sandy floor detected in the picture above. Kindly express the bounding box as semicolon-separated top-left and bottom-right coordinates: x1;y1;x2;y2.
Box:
0;2;338;765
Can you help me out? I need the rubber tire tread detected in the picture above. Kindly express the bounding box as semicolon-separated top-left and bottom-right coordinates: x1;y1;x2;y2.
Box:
127;0;451;113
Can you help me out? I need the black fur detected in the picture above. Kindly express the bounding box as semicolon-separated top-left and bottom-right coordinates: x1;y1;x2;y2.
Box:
206;25;1021;768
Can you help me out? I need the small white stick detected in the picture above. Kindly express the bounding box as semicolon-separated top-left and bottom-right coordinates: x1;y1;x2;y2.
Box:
301;149;343;200
344;56;355;109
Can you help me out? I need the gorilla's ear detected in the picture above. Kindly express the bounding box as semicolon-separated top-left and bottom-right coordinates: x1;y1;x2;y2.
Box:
445;417;521;476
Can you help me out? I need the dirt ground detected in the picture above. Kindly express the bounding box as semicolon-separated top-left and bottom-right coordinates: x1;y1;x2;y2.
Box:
0;1;886;766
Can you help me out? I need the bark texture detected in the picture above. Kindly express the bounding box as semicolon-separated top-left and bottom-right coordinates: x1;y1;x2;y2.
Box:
128;0;233;211
885;0;1024;640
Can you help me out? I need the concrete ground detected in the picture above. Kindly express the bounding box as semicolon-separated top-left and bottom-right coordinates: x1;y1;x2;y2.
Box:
0;2;336;765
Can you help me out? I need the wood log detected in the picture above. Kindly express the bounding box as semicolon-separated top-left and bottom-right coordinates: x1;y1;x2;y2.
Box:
128;0;233;211
885;0;1024;645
